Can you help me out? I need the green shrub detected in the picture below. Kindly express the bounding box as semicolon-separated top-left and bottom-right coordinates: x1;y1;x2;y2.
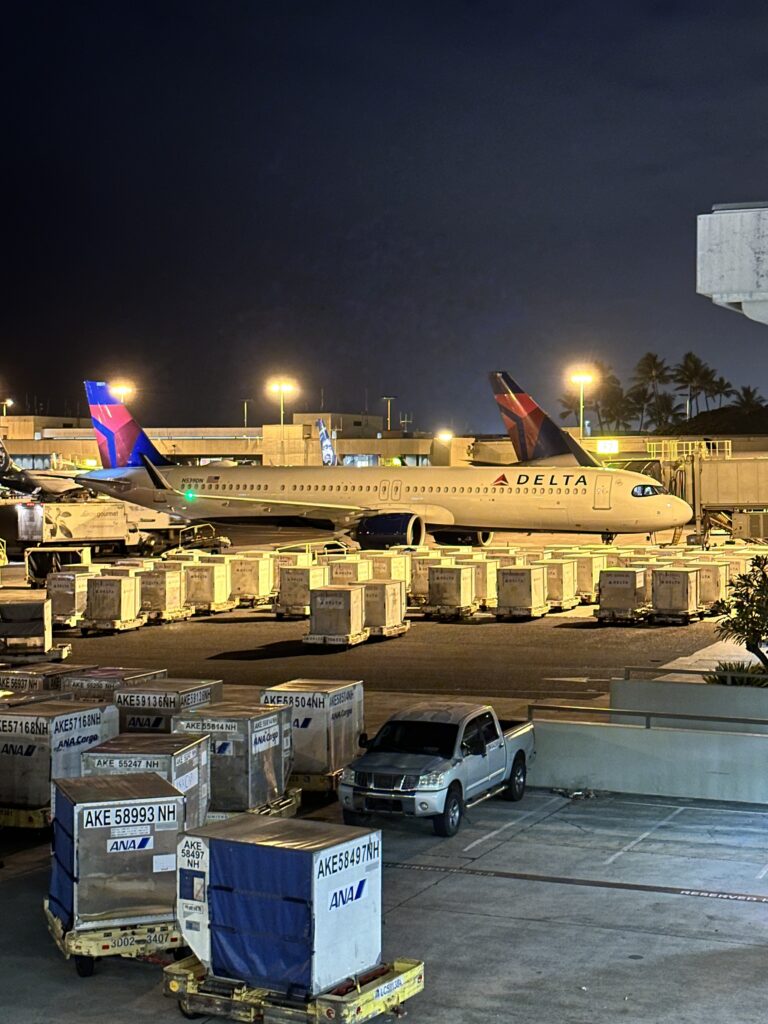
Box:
704;661;768;686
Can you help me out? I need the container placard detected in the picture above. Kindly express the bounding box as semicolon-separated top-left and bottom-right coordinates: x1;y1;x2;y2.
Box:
82;800;179;829
177;835;211;967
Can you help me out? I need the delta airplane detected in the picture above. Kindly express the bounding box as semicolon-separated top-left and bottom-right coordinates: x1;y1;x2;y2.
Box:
80;380;691;546
0;438;82;498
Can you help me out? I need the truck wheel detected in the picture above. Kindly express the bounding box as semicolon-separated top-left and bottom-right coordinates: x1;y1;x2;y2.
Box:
74;955;95;977
178;1000;204;1020
503;754;526;802
433;785;463;837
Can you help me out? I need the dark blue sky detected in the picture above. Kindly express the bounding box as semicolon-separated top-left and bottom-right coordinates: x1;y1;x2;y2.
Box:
3;1;768;431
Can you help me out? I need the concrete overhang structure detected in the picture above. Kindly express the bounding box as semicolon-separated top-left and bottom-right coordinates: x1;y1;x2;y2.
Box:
697;202;768;324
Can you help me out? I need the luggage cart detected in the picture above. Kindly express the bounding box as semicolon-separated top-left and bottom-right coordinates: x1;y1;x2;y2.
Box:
164;954;425;1022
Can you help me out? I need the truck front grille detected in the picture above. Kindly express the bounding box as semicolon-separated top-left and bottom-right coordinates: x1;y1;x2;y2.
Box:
354;772;420;791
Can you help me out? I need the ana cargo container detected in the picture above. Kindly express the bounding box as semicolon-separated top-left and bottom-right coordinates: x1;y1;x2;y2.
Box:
172;702;292;812
596;568;648;623
47;774;185;974
176;817;381;997
276;565;329;617
0;662;97;693
81;732;210;828
425;564;477;618
305;586;368;647
114;678;223;733
0;700;119;824
63;665;168;701
650;568;703;623
260;679;364;787
496;565;548;619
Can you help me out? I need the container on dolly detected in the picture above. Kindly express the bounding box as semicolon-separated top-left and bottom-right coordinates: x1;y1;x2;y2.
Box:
114;678;223;733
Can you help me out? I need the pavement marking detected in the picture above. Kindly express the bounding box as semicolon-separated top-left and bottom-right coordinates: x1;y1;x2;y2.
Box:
613;799;768;818
385;860;768;905
603;806;686;865
462;795;563;853
755;862;768;880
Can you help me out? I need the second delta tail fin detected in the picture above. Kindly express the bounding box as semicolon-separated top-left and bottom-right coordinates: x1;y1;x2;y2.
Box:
317;419;339;466
84;381;173;470
489;371;600;468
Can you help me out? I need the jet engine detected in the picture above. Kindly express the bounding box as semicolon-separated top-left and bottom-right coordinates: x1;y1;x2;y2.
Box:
431;530;494;547
356;513;426;549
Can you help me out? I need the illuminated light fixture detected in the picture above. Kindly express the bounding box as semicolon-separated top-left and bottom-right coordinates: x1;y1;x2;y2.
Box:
436;431;454;442
568;368;597;439
109;380;135;402
596;439;620;454
1;398;13;416
184;489;197;501
266;378;299;465
83;458;98;467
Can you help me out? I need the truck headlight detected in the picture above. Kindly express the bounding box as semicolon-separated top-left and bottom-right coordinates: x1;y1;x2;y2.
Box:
417;772;446;790
340;767;356;785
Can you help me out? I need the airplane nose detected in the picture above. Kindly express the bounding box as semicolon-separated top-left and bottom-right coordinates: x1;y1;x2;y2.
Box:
670;496;693;526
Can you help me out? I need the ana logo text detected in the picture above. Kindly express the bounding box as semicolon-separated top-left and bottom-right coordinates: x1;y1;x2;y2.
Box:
329;878;367;911
107;836;154;853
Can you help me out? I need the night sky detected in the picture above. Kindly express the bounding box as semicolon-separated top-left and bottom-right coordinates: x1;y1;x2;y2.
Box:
4;1;768;432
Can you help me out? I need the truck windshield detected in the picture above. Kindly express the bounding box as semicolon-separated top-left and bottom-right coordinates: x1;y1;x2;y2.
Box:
368;720;458;759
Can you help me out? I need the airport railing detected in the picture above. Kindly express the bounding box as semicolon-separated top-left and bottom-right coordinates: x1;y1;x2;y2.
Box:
621;664;765;685
526;703;768;731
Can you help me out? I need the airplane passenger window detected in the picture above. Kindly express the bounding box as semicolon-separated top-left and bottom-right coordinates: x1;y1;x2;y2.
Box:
452;487;457;493
280;485;285;491
548;488;553;494
515;487;520;494
428;487;434;493
483;487;488;493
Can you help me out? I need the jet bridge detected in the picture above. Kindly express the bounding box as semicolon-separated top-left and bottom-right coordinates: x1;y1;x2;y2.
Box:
697;202;768;325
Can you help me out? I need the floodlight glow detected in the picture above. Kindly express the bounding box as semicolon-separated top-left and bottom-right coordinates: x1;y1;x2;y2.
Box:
596;439;620;454
436;431;454;442
109;381;135;402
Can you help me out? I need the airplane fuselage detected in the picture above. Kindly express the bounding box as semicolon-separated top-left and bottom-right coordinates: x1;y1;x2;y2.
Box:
82;464;692;536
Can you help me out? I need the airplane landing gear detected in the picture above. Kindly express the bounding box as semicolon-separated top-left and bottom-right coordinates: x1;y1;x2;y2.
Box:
601;532;616;545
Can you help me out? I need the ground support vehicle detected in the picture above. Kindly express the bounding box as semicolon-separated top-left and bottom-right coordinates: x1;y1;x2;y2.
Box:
302;627;370;648
339;702;535;837
80;613;148;635
25;545;92;587
164;954;425;1023
44;898;185;977
368;621;410;639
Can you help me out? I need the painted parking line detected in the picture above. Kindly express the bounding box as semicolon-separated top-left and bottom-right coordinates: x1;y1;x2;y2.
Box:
462;795;564;853
603;806;686;865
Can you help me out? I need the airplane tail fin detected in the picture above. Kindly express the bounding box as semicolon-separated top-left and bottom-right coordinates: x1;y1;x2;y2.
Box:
84;381;173;470
489;371;600;467
317;418;339;466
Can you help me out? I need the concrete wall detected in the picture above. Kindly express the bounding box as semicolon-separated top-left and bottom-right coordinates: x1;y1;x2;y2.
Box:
610;677;768;733
527;719;768;803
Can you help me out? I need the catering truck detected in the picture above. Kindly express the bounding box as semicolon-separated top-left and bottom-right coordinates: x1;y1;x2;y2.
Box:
339;702;535;837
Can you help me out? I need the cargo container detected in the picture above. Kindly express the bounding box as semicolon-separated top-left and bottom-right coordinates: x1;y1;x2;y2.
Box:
362;552;409;584
140;569;184;615
85;576;142;623
260;679;364;776
177;817;381;996
0;662;98;693
0;597;53;654
363;579;407;631
328;559;373;584
184;563;232;610
650;568;701;620
465;558;499;609
408;553;445;602
229;556;272;604
688;560;729;609
81;733;210;828
596;568;647;621
114;678;223;733
63;666;168;700
172;702;292;812
426;564;476;614
276;565;329;615
46;572;92;624
496;565;548;618
537;559;578;611
0;700;119;809
573;553;607;603
307;586;367;644
269;551;313;591
49;774;184;932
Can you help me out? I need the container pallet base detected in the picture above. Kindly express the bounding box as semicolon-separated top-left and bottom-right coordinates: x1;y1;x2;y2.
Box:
302;628;370;647
44;899;185;976
368;621;410;639
548;598;580;612
164;955;425;1024
237;596;273;609
205;787;302;823
145;607;195;625
495;605;549;621
579;594;598;605
193;599;238;615
0;642;71;664
53;614;83;629
274;604;310;619
290;769;343;794
594;608;649;625
80;615;147;636
0;804;51;828
422;605;479;621
647;610;706;626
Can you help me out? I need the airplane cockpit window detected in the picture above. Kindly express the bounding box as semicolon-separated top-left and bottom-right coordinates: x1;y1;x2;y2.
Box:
631;484;665;497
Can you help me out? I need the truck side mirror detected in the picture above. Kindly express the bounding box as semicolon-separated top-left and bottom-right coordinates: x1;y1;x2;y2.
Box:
358;732;369;749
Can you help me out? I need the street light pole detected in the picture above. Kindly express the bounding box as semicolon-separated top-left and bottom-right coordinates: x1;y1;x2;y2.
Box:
570;373;594;439
267;379;298;466
1;398;13;417
381;396;396;432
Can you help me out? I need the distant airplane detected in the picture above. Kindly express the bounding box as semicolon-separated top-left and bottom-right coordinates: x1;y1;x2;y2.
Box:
317;418;339;466
487;371;600;468
81;379;692;545
0;438;81;498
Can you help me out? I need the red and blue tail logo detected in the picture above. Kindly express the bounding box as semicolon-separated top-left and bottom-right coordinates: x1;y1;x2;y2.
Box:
489;371;599;467
84;381;172;469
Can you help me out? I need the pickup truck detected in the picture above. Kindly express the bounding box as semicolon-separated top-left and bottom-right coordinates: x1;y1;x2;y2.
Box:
338;702;535;837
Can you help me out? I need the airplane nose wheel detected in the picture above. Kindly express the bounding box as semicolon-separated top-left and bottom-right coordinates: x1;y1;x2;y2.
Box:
601;532;616;545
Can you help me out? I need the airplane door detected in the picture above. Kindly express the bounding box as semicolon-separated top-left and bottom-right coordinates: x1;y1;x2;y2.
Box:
379;480;390;501
391;480;402;501
593;474;613;510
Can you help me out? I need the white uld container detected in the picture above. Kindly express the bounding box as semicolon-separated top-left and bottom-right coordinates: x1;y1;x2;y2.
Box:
176;817;381;996
63;666;169;700
85;576;141;622
363;580;406;628
260;679;364;774
278;566;329;609
46;573;91;620
0;700;119;808
269;551;313;591
688;561;729;608
0;662;96;693
408;554;445;600
363;553;409;584
309;586;365;637
230;557;272;601
464;559;498;607
497;566;547;613
184;564;230;606
427;565;475;608
141;570;184;613
574;554;607;601
329;559;373;584
81;732;210;829
538;559;577;607
114;678;224;733
598;568;647;611
651;568;701;615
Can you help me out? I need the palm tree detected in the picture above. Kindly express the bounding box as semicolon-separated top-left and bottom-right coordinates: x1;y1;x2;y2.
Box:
626;384;652;432
632;353;671;401
673;352;713;417
708;375;736;408
588;360;621;433
558;391;580;426
647;392;685;432
732;385;765;415
600;386;635;432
